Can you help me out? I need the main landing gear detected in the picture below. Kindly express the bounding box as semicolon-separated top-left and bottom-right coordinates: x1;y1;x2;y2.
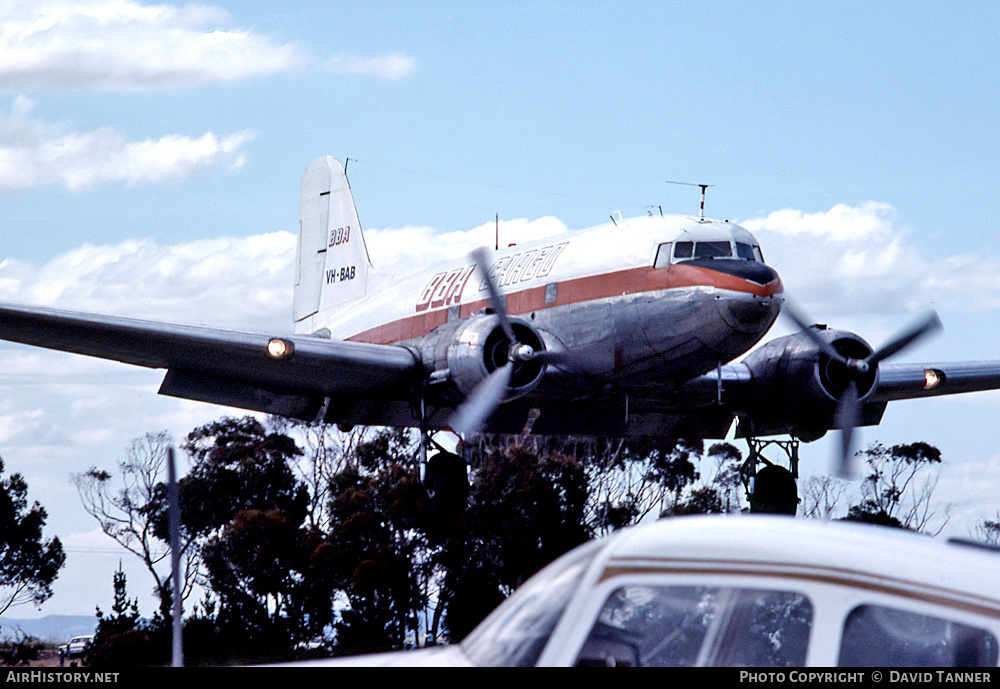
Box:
414;397;470;526
745;438;800;515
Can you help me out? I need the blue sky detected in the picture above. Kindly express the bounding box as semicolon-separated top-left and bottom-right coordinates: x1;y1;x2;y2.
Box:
1;1;1000;619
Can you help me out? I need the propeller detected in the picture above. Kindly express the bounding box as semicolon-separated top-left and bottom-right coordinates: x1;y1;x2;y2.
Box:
783;301;942;478
449;359;514;438
448;248;560;438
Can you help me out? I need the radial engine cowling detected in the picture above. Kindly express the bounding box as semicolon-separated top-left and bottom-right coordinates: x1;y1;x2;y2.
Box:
739;326;880;441
422;314;548;402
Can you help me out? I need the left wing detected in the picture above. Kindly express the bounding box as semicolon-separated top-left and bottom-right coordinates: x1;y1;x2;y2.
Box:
870;361;1000;401
0;302;422;420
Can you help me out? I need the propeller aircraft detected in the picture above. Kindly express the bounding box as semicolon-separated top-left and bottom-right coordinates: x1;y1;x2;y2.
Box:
1;156;999;508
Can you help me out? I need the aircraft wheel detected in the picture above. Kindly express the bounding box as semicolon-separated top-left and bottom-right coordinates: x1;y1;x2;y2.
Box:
750;465;799;515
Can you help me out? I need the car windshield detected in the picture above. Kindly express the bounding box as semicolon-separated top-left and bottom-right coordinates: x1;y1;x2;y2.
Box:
460;539;602;666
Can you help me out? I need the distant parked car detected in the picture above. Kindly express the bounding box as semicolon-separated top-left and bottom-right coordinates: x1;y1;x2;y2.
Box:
59;635;94;662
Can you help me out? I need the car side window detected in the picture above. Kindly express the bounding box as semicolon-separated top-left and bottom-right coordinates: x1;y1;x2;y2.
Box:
837;604;999;667
576;585;812;667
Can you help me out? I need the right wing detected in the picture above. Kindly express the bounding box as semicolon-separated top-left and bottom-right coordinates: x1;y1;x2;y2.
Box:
0;302;422;421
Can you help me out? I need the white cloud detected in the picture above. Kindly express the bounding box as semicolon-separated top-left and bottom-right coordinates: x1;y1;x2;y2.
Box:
0;96;255;190
5;204;997;338
742;202;1000;316
0;1;415;91
365;216;568;276
0;217;568;334
0;231;297;330
326;52;417;81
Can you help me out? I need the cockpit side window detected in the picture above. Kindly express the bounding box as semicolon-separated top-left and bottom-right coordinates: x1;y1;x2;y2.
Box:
654;243;672;269
753;245;764;263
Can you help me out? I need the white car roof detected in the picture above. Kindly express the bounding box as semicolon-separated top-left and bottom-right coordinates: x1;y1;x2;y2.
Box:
591;515;1000;613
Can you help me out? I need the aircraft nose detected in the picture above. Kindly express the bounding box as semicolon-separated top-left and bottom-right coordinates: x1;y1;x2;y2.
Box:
720;293;782;331
725;262;781;292
684;258;782;297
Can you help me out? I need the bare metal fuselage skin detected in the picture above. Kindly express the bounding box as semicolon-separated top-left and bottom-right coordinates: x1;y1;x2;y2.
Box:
298;214;783;436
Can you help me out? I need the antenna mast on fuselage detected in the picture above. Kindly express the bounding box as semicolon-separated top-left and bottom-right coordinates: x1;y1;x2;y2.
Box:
666;180;715;221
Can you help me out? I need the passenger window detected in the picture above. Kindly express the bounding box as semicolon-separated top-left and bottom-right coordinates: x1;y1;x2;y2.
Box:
576;585;812;667
674;242;694;260
654;243;672;269
544;282;558;304
838;604;998;667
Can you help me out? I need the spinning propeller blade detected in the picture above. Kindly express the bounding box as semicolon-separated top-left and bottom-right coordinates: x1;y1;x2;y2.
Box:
471;248;516;344
783;302;941;478
448;248;561;438
866;311;942;367
449;361;513;438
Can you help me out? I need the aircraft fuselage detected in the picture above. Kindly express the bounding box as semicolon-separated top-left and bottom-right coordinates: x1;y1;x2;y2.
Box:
297;213;783;433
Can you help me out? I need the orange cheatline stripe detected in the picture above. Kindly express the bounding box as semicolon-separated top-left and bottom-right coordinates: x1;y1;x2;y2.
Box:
347;263;783;345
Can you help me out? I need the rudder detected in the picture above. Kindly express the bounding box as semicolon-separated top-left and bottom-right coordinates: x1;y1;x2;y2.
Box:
294;156;372;325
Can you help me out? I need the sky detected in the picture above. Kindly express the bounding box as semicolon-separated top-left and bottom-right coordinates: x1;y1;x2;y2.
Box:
1;1;1000;621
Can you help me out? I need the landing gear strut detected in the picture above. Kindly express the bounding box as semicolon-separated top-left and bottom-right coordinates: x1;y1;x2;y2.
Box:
416;397;469;527
745;438;800;515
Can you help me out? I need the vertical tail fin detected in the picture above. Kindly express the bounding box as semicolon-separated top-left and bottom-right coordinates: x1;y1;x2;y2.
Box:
294;156;372;325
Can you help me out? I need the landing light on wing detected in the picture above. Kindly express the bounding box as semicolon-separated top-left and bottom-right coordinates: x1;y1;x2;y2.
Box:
924;368;945;390
266;338;294;359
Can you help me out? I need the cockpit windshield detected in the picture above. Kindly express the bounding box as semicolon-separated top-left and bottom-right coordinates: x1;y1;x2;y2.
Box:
737;242;765;262
694;241;732;259
671;241;764;263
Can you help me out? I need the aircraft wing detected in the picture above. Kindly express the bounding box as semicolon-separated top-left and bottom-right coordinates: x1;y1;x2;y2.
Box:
0;302;422;420
681;358;1000;440
870;361;1000;401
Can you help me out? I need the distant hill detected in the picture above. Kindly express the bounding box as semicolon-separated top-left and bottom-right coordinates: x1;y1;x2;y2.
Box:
0;616;97;643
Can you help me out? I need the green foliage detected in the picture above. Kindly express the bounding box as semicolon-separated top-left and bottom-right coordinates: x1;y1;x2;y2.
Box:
87;567;166;668
0;630;42;666
664;485;728;516
0;458;66;616
80;415;763;663
842;441;948;533
440;447;591;640
175;417;320;651
174;416;308;538
325;430;429;654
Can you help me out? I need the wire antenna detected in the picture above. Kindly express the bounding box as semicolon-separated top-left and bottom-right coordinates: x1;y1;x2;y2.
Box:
666;180;715;220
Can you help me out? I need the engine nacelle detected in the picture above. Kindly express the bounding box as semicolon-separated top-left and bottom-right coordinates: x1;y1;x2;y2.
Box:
738;326;879;441
418;314;547;402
